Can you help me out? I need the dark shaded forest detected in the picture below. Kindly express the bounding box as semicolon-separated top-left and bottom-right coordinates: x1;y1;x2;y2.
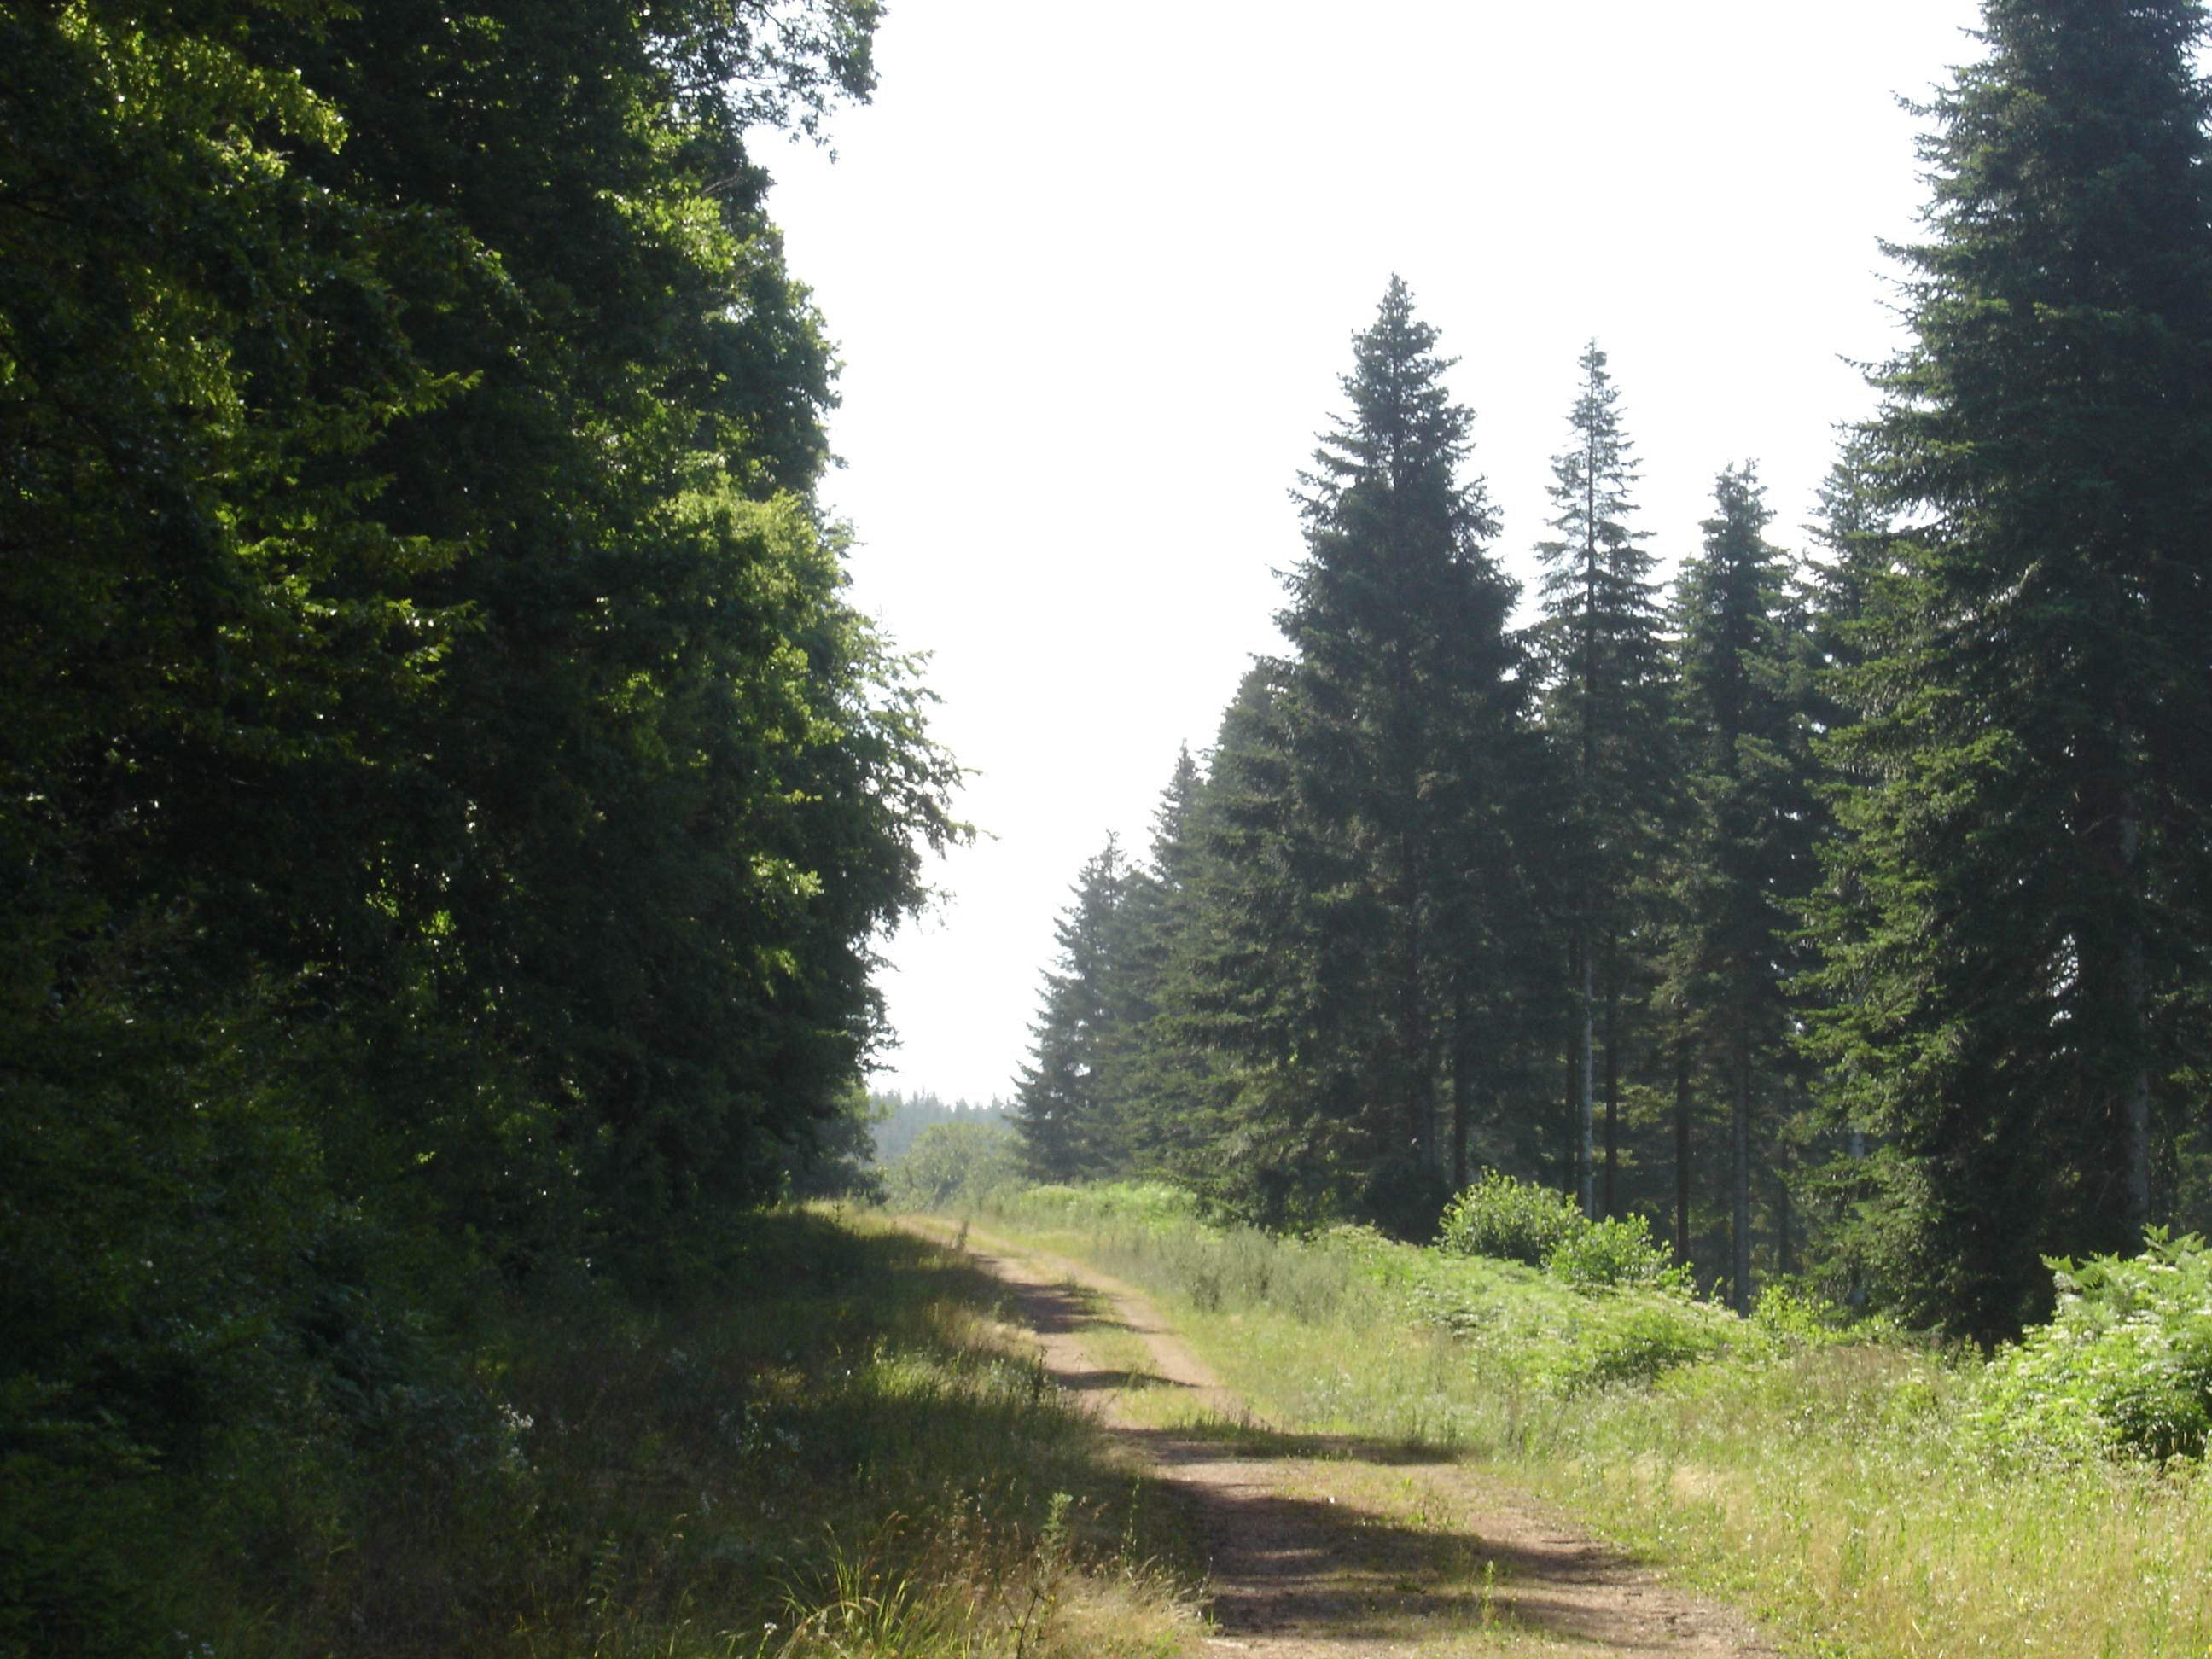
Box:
2;1;958;1650
1012;0;2212;1346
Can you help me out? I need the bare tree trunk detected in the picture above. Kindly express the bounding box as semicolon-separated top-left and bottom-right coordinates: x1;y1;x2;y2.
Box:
1452;984;1470;1190
1580;927;1597;1220
2119;791;2151;1236
1674;1047;1691;1271
1732;1022;1751;1314
1846;1126;1866;1306
1777;1173;1793;1278
1602;967;1621;1218
1561;1014;1578;1196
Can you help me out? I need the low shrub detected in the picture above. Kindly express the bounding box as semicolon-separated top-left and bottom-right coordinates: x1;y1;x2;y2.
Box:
1440;1172;1685;1294
1749;1278;1865;1351
1972;1229;2212;1464
1547;1212;1688;1293
1437;1170;1580;1267
1556;1301;1732;1392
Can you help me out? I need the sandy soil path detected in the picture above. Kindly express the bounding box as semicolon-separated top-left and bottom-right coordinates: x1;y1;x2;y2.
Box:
907;1218;1784;1659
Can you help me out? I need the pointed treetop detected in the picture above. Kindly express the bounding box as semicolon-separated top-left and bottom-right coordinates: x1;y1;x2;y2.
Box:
1293;276;1499;550
1536;341;1650;587
1149;744;1204;886
1676;462;1791;745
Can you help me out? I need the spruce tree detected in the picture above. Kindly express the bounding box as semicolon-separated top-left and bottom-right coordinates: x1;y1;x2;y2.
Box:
1668;464;1818;1310
1143;667;1344;1219
1103;748;1214;1173
1272;276;1525;1214
1533;344;1675;1217
1805;0;2212;1338
1115;747;1204;1016
1015;837;1135;1181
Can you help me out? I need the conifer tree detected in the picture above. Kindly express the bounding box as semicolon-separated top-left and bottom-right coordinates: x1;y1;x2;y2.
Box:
1272;276;1525;1213
1132;667;1339;1219
1533;344;1674;1217
1805;0;2212;1337
1103;748;1214;1172
1014;837;1135;1181
1669;464;1818;1310
1116;747;1203;1011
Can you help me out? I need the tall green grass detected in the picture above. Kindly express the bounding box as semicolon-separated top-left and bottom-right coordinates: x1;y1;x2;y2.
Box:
131;1208;1200;1659
975;1184;2212;1659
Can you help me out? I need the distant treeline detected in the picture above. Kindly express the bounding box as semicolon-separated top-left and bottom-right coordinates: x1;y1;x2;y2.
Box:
869;1091;1014;1166
1014;3;2212;1345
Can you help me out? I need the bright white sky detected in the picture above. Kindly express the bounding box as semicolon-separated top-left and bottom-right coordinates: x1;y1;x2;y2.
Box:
766;0;1988;1106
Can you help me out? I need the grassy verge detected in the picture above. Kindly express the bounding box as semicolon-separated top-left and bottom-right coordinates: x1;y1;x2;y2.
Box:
963;1185;2212;1659
136;1208;1202;1659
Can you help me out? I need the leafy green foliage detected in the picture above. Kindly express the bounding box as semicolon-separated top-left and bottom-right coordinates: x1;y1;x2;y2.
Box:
1546;1213;1687;1295
1003;1190;1732;1400
1437;1169;1583;1267
1749;1279;1865;1351
0;3;964;1650
870;1091;1014;1165
1973;1231;2212;1464
1438;1169;1682;1293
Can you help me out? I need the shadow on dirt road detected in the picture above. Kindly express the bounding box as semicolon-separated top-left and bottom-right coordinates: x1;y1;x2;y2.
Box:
905;1216;1784;1659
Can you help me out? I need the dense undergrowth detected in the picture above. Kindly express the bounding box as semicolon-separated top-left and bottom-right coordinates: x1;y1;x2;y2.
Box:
952;1179;2212;1659
9;1209;1198;1659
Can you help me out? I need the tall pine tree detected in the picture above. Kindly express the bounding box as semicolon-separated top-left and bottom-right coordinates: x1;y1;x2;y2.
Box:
1806;0;2212;1338
1271;276;1525;1222
1015;837;1136;1182
1668;464;1818;1310
1533;344;1674;1217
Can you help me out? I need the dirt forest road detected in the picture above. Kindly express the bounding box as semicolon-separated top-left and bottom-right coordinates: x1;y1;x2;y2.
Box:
907;1219;1784;1659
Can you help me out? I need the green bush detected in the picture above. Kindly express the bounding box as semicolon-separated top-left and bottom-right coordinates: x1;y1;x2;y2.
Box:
1749;1278;1863;1350
1972;1230;2212;1464
1557;1301;1732;1392
1546;1211;1689;1293
1440;1172;1685;1294
1437;1170;1580;1267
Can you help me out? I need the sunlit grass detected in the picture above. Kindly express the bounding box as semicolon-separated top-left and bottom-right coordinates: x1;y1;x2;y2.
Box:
967;1189;2212;1659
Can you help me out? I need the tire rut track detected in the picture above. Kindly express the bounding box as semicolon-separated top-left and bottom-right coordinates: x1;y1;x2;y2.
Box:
906;1217;1784;1659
